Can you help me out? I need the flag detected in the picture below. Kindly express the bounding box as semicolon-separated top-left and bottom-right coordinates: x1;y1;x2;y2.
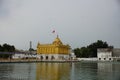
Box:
52;30;55;33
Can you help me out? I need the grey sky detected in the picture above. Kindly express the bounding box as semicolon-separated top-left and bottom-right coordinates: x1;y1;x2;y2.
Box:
0;0;120;50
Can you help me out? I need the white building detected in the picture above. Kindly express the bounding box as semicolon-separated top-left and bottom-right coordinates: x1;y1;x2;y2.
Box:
97;48;113;61
97;48;120;61
12;53;26;59
70;52;76;60
12;52;36;59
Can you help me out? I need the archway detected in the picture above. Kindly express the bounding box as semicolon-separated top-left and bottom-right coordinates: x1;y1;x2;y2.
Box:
51;56;55;60
46;56;48;60
41;56;43;60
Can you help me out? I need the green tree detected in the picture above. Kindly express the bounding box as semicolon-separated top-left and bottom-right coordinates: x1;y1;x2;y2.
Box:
73;48;81;57
0;45;2;51
2;43;15;52
87;40;111;57
73;40;113;58
0;43;15;58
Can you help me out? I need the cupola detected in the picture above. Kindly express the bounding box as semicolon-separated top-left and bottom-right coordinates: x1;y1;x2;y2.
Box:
52;35;63;45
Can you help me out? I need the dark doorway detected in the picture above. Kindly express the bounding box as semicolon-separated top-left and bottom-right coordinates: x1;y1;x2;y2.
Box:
41;56;43;60
51;56;55;60
46;56;48;60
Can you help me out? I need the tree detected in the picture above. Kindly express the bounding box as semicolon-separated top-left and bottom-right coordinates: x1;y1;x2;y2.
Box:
0;43;15;58
0;45;2;51
73;48;81;57
2;43;15;52
73;40;113;58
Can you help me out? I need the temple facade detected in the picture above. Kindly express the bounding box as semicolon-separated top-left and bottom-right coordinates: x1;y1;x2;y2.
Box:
36;36;70;60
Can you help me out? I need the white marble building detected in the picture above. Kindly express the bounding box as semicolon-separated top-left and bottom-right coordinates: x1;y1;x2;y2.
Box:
97;48;120;61
97;48;113;61
12;52;36;59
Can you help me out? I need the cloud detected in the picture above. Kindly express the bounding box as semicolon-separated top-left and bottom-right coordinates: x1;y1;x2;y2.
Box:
0;0;120;50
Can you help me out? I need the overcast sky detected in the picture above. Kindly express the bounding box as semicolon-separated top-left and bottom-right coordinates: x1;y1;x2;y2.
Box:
0;0;120;50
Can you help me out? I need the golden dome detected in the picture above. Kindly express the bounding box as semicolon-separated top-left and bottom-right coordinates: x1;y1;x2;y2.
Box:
53;35;63;45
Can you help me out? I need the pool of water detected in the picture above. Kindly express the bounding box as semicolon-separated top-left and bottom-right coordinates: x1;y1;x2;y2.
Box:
0;62;120;80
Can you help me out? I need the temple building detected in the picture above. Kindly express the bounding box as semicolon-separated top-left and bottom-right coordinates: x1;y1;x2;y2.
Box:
36;36;70;60
97;48;120;61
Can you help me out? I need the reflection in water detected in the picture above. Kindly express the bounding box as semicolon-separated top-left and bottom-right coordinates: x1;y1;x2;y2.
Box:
36;63;71;80
71;62;98;80
98;62;113;80
0;62;120;80
97;62;120;80
0;64;14;80
10;63;36;80
0;63;36;80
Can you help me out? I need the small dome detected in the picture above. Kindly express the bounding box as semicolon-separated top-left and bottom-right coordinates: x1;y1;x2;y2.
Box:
53;35;63;45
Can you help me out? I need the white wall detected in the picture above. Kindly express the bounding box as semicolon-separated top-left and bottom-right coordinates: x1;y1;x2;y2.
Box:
12;54;26;59
77;58;97;61
97;52;113;61
36;54;69;60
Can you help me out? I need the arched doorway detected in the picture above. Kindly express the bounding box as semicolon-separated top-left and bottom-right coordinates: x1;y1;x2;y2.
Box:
41;56;43;60
51;56;55;60
46;56;48;60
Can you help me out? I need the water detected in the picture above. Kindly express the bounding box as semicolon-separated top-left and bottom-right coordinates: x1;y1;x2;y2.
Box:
0;62;120;80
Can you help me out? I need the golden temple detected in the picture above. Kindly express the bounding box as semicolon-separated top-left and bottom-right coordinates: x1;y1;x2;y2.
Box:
36;36;70;60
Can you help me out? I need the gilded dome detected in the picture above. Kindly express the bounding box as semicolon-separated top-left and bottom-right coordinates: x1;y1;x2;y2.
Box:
53;36;63;45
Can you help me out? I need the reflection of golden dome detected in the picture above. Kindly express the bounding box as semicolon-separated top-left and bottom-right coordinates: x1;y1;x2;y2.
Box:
53;35;63;45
